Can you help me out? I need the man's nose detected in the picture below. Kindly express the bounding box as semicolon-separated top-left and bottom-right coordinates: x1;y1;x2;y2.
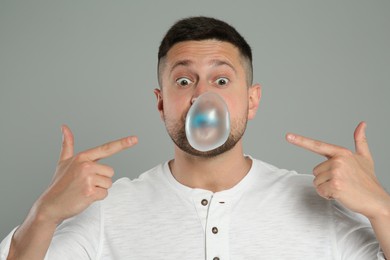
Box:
191;80;209;104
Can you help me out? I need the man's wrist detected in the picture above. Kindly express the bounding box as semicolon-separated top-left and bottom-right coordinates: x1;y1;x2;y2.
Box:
367;193;390;222
31;198;61;227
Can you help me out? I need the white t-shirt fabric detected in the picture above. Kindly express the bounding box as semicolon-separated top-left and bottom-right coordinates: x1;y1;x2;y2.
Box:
1;157;385;259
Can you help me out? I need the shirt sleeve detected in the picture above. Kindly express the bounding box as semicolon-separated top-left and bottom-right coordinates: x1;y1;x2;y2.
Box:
0;227;18;260
0;202;102;260
46;201;102;259
332;201;385;260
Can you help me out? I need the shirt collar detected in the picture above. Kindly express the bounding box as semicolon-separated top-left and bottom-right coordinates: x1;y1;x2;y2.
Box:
162;155;259;201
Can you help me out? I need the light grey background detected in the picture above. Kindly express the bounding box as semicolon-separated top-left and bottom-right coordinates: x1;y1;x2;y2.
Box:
0;1;389;239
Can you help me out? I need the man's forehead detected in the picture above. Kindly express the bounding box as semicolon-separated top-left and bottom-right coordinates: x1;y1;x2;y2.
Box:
165;40;241;66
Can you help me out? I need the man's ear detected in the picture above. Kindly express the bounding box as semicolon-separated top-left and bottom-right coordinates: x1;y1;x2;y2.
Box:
247;84;261;120
154;88;164;121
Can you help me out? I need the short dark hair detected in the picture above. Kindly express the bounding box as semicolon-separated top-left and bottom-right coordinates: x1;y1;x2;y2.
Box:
158;16;253;86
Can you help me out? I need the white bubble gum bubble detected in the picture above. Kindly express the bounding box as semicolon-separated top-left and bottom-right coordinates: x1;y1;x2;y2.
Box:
185;92;230;152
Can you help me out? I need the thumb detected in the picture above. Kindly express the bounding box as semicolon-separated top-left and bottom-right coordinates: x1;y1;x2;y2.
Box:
59;124;74;161
354;121;372;159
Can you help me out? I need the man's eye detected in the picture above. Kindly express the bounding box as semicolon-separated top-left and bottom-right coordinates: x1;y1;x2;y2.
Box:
215;77;229;86
176;77;193;87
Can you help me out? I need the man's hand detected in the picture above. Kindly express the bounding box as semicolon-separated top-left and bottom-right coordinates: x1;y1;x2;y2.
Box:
36;125;138;225
286;122;390;220
7;126;138;260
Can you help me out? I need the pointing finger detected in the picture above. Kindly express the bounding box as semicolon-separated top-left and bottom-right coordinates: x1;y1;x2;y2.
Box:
59;125;74;162
354;121;372;160
82;135;138;162
286;133;348;158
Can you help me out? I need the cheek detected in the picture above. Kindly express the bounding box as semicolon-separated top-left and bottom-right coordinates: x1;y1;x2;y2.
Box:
225;96;248;119
163;95;191;119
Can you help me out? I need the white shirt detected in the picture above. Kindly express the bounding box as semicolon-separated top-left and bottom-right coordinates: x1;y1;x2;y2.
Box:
1;158;385;259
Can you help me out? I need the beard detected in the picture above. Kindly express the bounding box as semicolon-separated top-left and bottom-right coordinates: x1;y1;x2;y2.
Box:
164;110;248;158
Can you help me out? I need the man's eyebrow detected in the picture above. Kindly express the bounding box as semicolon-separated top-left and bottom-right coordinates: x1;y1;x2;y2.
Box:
209;59;237;73
170;60;193;74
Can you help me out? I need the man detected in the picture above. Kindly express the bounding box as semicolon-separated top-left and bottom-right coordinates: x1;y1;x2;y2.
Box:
1;16;389;259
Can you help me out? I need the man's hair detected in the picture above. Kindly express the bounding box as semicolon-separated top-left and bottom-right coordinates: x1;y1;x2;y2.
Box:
157;16;253;87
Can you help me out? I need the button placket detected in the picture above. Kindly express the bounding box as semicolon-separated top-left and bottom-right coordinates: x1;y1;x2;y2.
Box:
193;193;213;233
205;196;231;260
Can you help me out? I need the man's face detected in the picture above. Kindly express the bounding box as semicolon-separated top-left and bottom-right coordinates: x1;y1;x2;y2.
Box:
155;40;260;157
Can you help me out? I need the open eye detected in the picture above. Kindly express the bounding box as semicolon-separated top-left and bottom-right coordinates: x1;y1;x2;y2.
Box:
215;77;229;86
176;77;193;87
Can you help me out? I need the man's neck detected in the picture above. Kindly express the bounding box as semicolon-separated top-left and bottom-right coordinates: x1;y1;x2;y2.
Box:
169;142;252;193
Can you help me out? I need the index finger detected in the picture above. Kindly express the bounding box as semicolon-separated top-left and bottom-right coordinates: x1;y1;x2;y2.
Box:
82;136;138;161
286;133;346;158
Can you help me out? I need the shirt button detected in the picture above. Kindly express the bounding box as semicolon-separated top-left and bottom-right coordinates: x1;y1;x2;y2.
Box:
212;227;218;234
201;199;208;206
213;257;220;260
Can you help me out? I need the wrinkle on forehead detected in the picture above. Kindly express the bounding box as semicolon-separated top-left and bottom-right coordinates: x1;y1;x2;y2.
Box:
169;58;237;77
